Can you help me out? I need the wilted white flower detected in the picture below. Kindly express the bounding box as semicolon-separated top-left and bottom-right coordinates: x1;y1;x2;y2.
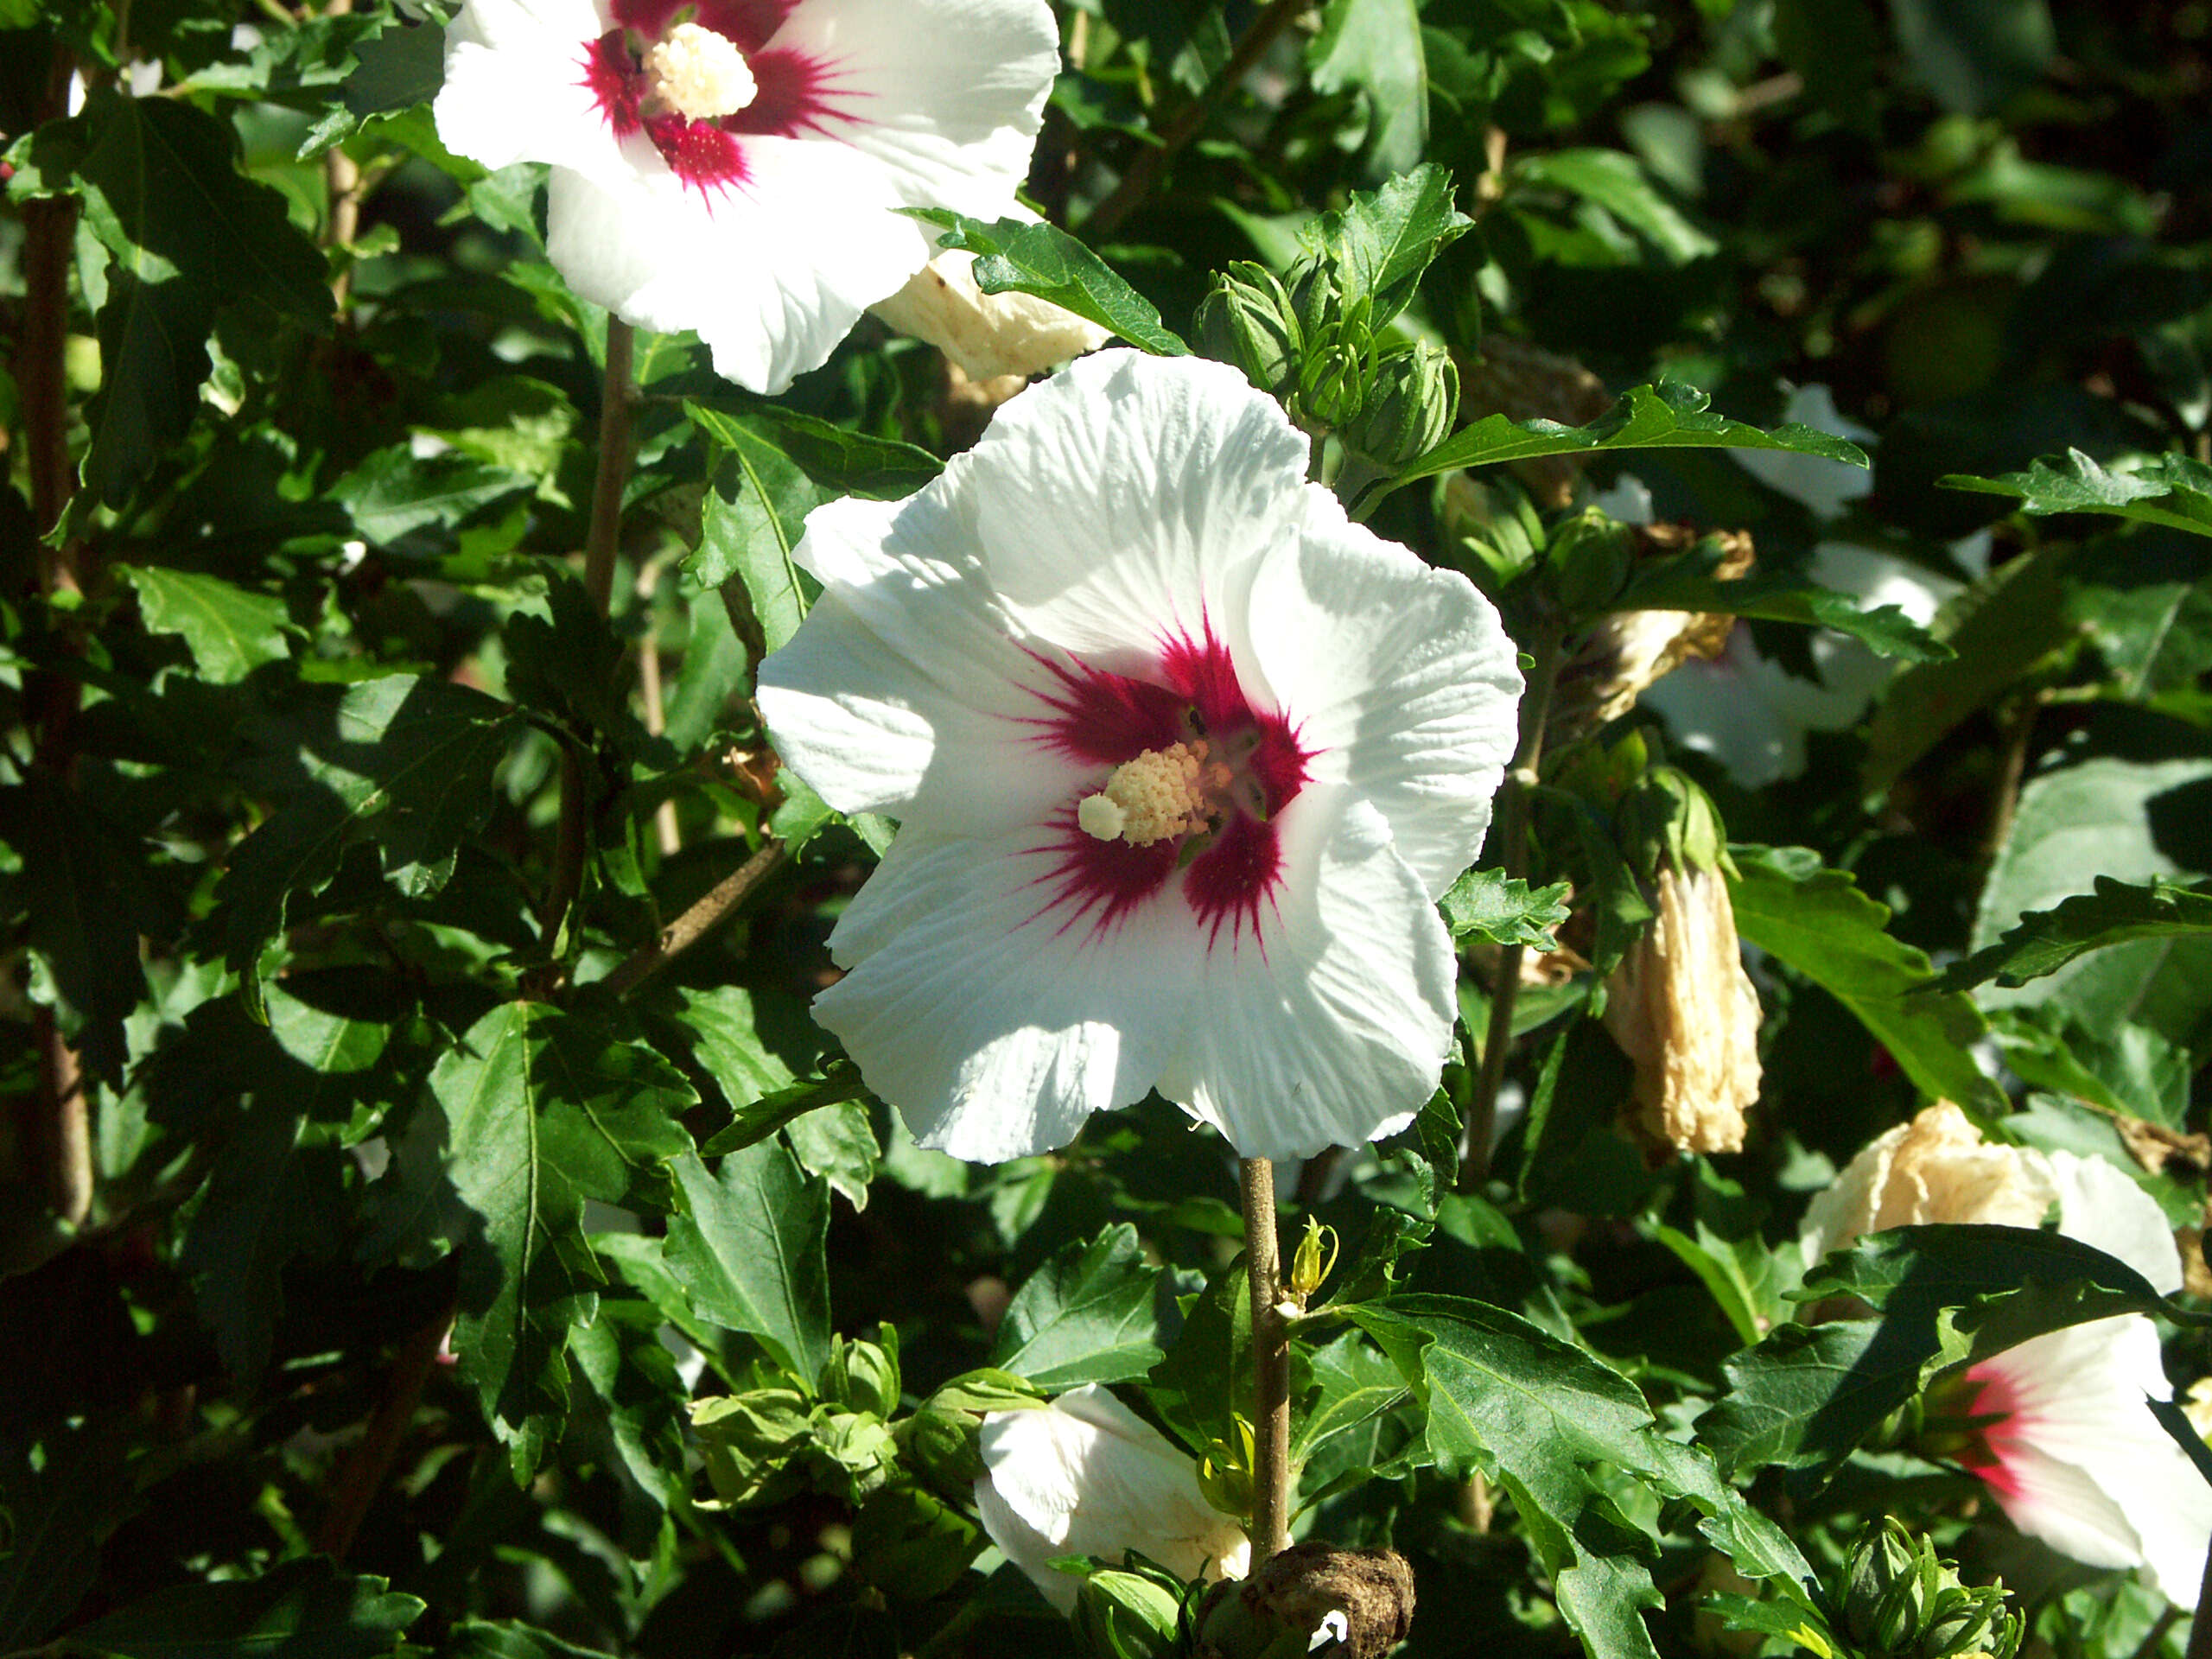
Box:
1804;1103;2212;1600
1601;859;1763;1157
871;250;1111;382
974;1384;1250;1612
757;351;1522;1163
433;0;1058;391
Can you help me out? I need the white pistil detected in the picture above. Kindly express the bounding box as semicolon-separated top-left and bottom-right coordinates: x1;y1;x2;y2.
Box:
645;22;758;121
1077;741;1229;847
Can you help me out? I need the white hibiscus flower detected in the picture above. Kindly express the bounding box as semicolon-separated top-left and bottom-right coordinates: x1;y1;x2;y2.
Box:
434;0;1059;391
1804;1103;2212;1601
757;350;1523;1163
974;1385;1251;1612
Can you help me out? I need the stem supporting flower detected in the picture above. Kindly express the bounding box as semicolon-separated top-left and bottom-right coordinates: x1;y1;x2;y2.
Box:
1241;1154;1292;1561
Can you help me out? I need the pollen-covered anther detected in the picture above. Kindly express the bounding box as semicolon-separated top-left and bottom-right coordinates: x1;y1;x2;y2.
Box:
645;22;758;120
1077;741;1227;847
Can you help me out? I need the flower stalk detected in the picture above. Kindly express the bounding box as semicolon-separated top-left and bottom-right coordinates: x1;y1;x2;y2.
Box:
1461;615;1564;1189
543;319;639;944
1241;1155;1292;1560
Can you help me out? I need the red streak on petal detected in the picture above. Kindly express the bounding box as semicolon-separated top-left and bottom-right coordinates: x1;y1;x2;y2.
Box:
1026;653;1188;766
582;31;643;138
1185;812;1283;949
719;48;849;138
1958;1362;2028;1499
646;114;750;191
1026;811;1179;938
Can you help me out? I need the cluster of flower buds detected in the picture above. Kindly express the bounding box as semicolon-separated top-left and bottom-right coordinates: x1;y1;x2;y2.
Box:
1070;1556;1196;1659
1836;1518;2024;1659
690;1332;912;1509
1193;262;1458;468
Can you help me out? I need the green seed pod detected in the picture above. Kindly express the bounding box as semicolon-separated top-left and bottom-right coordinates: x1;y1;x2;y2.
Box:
1342;340;1458;467
1194;262;1302;396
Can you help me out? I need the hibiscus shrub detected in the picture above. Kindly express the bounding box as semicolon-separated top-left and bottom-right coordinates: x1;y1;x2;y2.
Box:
3;0;2211;1656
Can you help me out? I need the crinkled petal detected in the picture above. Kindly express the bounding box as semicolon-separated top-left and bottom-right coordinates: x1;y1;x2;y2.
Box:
436;0;628;185
870;251;1110;380
769;0;1058;218
759;494;1091;835
1160;788;1455;1160
1245;493;1522;897
959;352;1312;678
545;135;928;391
813;825;1205;1163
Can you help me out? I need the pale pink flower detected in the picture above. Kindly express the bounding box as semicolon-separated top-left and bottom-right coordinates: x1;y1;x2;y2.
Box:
434;0;1058;391
757;351;1522;1163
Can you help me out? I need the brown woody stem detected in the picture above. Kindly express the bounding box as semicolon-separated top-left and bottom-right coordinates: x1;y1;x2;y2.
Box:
1241;1155;1292;1560
603;840;787;999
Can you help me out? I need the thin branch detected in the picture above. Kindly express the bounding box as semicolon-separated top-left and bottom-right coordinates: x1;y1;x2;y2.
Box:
541;319;639;942
1241;1155;1291;1561
313;1304;454;1560
1460;618;1564;1191
635;563;681;858
1083;0;1308;240
601;840;786;999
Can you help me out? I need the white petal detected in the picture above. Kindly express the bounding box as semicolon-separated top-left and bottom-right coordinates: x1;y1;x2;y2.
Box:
1160;789;1457;1160
1974;1319;2212;1598
974;1386;1250;1613
1245;494;1522;898
1640;636;1808;788
759;495;1093;835
545;135;929;392
870;251;1111;381
2048;1149;2184;1294
961;351;1312;675
770;0;1058;218
436;0;628;184
811;824;1205;1163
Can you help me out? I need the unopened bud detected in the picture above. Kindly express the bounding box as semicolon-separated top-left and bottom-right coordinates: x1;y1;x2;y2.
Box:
1194;263;1303;397
1287;1217;1338;1305
1297;328;1369;430
1343;340;1458;467
819;1332;901;1418
1545;508;1635;614
1072;1565;1186;1659
896;1368;1044;1497
1836;1518;2023;1659
1196;1417;1255;1519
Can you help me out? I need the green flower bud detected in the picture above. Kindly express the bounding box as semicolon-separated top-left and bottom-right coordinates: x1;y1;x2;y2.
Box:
819;1332;901;1418
1194;263;1302;396
1287;1217;1338;1305
1195;1417;1255;1519
1834;1518;2022;1659
1072;1565;1186;1659
894;1368;1044;1497
1287;257;1339;342
1342;340;1458;467
1296;327;1370;431
1544;506;1635;614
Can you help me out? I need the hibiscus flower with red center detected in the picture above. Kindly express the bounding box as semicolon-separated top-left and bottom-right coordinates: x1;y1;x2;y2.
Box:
757;351;1524;1163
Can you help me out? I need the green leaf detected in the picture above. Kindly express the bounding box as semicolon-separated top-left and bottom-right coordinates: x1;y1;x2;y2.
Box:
1861;545;2075;795
990;1223;1166;1390
1615;550;1949;664
80;271;215;511
1295;162;1470;327
0;1427;138;1649
684;401;819;653
1937;875;2212;992
912;212;1189;356
436;1003;696;1474
1703;1224;2175;1478
178;1094;336;1378
1942;448;2212;538
664;1141;832;1386
1516;149;1718;265
331;447;529;544
446;1622;621;1659
117;565;293;683
61;1559;423;1659
1970;755;2212;1056
1439;868;1571;948
1308;0;1430;176
1726;845;2005;1113
1395;381;1871;490
697;1066;873;1158
688;397;942;500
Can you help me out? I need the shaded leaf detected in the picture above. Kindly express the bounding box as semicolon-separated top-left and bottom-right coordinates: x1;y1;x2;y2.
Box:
664;1141;832;1385
1727;845;2004;1113
991;1222;1166;1390
1516;149;1717;265
913;212;1189;356
1309;0;1429;177
63;1559;423;1659
437;1003;696;1475
1617;550;1949;664
118;564;292;683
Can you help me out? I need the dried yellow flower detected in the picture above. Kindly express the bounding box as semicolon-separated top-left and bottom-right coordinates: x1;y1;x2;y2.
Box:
1601;861;1762;1157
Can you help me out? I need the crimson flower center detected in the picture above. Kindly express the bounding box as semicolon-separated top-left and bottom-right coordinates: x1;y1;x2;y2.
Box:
1076;724;1274;850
